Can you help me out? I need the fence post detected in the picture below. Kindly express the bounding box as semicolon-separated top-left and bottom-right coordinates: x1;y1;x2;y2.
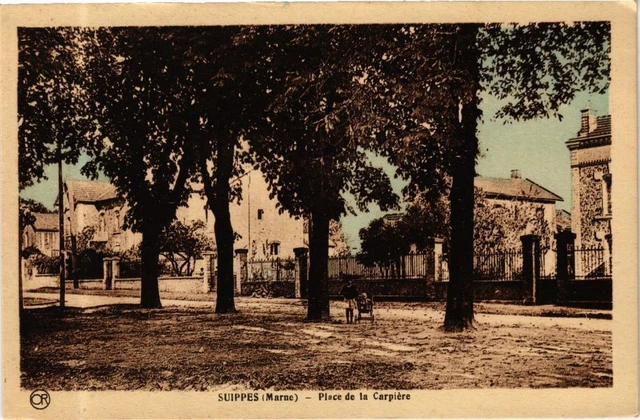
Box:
103;257;113;290
111;257;120;290
521;234;541;304
294;247;309;299
555;229;576;304
426;238;443;300
234;249;248;295
202;251;216;293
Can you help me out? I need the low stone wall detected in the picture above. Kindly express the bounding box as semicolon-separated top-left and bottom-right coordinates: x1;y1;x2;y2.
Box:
115;276;206;294
24;274;59;290
434;281;524;302
329;278;429;299
64;279;103;290
241;281;296;298
474;281;524;301
560;278;612;307
537;279;557;304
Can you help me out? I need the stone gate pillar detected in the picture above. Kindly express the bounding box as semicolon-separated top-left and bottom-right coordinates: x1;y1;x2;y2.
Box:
521;234;541;304
111;257;120;290
555;229;576;304
293;247;309;299
234;249;248;295
426;238;444;300
202;251;216;293
103;257;113;290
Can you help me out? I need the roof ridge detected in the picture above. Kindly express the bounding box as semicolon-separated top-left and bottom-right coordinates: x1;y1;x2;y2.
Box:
523;178;564;202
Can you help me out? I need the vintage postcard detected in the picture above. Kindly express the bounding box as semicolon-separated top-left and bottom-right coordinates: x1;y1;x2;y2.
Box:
1;2;637;419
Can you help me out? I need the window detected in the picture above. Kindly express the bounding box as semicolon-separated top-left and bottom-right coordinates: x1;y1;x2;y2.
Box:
114;210;121;233
257;209;264;220
603;173;612;216
269;242;280;256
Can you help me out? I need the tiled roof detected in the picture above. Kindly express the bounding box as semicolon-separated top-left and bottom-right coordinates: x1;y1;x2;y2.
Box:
32;212;59;231
590;115;611;137
475;177;563;203
555;209;572;231
67;180;118;203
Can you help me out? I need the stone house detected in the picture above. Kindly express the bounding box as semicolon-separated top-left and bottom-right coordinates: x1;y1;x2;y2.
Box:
475;170;564;243
60;170;316;262
22;212;60;257
565;109;612;250
59;180;141;253
178;170;307;260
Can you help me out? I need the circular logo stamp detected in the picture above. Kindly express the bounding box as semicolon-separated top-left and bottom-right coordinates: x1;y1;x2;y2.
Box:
30;390;50;410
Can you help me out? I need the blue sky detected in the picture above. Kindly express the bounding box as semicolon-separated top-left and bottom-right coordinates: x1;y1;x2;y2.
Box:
20;91;609;250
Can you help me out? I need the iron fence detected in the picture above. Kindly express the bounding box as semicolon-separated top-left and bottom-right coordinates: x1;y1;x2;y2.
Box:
328;254;429;280
247;258;296;282
473;250;523;281
574;246;611;280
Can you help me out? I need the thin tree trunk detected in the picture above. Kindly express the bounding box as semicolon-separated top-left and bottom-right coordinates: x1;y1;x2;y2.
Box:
209;141;237;314
444;24;480;332
307;209;331;321
140;224;162;308
58;146;65;311
18;221;24;316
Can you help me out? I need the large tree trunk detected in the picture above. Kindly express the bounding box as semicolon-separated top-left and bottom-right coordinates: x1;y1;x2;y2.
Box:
444;24;480;332
213;202;237;313
444;143;476;331
140;223;162;308
213;142;237;314
307;209;331;321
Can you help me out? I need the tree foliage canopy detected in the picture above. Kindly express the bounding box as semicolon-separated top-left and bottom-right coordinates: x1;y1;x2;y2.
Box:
246;26;401;221
18;28;92;190
158;220;215;276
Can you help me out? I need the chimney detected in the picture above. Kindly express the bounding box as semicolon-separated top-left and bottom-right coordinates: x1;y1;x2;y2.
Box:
511;169;521;179
580;109;598;136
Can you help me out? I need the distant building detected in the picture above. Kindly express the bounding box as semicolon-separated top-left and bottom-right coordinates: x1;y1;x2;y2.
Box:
179;170;307;260
60;180;140;253
555;209;572;233
475;169;564;239
59;170;319;261
381;213;403;226
566;109;612;250
22;212;59;257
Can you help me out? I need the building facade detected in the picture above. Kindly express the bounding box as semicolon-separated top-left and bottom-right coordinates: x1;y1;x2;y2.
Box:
475;170;564;243
61;180;141;253
61;170;315;261
22;212;60;257
565;109;612;250
177;170;307;260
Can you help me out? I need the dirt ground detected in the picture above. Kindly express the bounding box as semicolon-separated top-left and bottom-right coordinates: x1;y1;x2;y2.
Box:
20;296;612;391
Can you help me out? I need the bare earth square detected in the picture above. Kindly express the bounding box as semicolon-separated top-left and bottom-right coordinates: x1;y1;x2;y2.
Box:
21;295;612;391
